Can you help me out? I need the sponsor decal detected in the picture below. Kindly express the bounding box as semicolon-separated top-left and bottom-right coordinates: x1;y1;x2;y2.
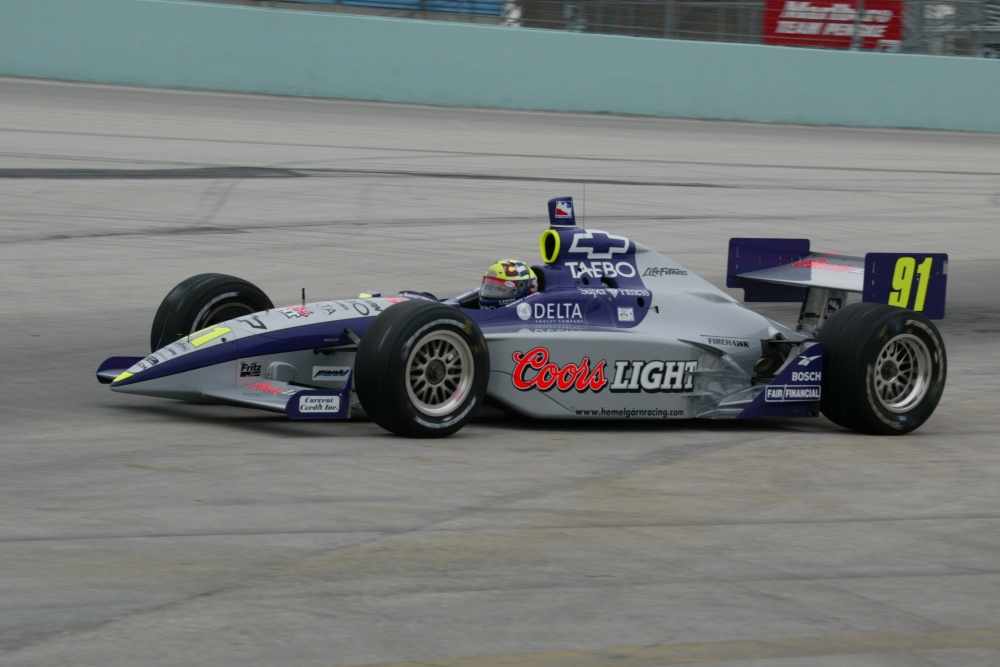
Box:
765;385;821;402
397;291;437;303
312;366;351;381
316;299;388;316
609;360;697;393
279;305;313;319
762;0;903;50
511;348;697;394
511;348;607;392
287;389;350;420
826;297;843;314
763;353;822;402
135;354;162;371
617;307;635;322
705;337;752;349
517;302;583;322
793;258;863;273
554;200;573;219
738;343;824;418
348;300;386;317
516;326;588;333
642;267;688;277
297;395;341;413
247;381;298;396
567;261;636;279
578;287;650;298
575;407;687;418
239;361;262;378
318;301;344;313
159;337;198;356
567;231;630;260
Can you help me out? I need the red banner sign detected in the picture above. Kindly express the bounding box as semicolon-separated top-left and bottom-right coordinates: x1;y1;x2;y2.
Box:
762;0;903;50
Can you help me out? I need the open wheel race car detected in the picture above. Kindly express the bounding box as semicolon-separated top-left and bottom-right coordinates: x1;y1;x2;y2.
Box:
97;197;948;438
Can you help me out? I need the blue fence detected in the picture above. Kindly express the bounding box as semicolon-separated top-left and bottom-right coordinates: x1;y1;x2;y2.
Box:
295;0;503;15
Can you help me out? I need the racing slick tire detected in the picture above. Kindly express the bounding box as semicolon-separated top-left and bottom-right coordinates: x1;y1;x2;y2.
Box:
150;273;273;352
817;302;946;435
354;300;489;438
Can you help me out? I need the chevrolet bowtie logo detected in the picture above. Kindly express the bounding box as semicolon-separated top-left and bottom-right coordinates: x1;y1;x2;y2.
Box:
568;231;630;260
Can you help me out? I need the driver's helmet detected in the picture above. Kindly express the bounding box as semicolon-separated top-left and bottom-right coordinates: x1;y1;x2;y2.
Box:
480;259;538;309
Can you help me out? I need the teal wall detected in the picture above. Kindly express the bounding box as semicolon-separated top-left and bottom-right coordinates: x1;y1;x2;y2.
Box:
2;0;998;132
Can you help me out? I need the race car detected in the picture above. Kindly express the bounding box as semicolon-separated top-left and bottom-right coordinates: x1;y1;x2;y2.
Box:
97;197;948;438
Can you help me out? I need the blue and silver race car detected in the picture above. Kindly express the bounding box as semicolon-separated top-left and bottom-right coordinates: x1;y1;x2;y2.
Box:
97;197;948;437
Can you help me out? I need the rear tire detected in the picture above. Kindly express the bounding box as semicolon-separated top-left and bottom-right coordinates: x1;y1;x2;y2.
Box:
818;303;946;434
354;300;489;438
150;273;273;352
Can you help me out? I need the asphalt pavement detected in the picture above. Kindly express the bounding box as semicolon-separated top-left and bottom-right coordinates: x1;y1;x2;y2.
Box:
1;77;999;666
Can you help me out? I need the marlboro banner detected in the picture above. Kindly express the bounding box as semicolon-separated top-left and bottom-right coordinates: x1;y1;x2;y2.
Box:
762;0;904;50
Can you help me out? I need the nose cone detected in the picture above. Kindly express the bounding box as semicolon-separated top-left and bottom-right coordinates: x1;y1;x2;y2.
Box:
110;353;165;387
96;356;144;385
109;360;163;394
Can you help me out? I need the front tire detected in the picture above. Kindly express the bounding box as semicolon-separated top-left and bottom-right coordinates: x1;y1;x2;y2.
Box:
818;302;946;435
354;300;489;438
150;273;273;352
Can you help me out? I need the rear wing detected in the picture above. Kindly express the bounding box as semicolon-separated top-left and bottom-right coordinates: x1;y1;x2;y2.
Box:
727;238;948;321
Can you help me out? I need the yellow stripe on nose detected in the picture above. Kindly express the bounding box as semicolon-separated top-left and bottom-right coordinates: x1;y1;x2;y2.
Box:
188;326;231;347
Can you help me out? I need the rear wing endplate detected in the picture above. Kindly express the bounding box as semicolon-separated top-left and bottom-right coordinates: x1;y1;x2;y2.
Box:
727;238;948;319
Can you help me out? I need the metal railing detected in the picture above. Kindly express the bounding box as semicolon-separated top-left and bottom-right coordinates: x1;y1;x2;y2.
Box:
292;0;504;14
504;0;1000;55
508;0;762;42
206;0;1000;55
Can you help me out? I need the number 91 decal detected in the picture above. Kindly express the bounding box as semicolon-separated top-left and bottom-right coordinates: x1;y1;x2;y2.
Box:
864;253;948;319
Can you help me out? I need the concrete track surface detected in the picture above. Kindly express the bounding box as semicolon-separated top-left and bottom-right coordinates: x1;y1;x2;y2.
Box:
2;78;999;667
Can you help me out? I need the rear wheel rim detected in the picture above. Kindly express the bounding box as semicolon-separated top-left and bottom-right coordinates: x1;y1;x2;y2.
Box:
405;330;474;417
873;333;932;413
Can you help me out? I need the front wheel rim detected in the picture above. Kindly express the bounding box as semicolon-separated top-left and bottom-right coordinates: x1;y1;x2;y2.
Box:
405;330;475;417
873;333;932;413
194;292;258;331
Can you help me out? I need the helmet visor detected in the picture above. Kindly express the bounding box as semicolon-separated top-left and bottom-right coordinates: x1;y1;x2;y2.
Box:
481;276;524;301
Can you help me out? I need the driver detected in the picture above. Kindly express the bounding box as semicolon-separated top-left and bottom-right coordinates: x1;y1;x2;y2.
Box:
479;259;538;309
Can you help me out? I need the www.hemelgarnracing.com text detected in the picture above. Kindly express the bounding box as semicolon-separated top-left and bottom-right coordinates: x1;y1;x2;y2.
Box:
574;407;685;418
